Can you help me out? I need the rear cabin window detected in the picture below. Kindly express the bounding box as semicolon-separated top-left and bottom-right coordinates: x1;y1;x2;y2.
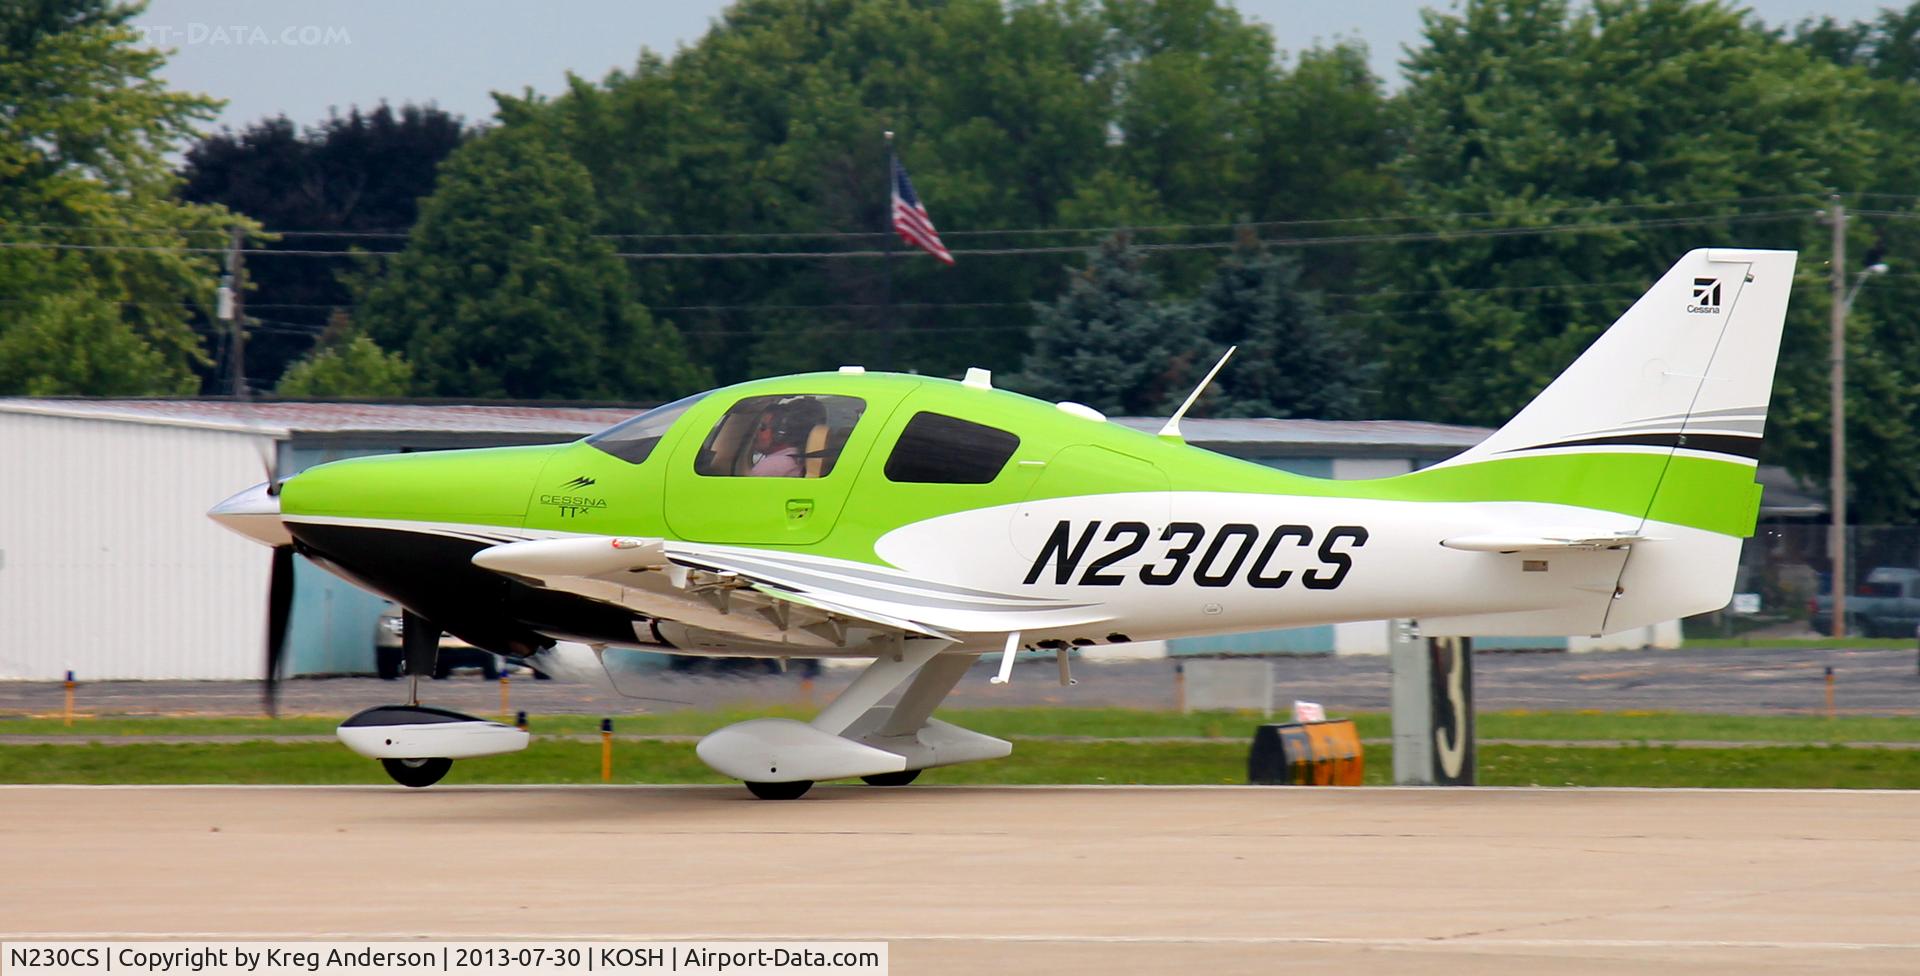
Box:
884;412;1021;484
585;391;710;464
694;394;866;478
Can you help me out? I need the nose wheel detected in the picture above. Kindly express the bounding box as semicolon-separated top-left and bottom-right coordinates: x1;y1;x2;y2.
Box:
380;756;452;788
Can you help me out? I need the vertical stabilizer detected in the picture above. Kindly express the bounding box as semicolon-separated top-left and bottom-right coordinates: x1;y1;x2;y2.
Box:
1433;249;1795;484
1418;249;1798;637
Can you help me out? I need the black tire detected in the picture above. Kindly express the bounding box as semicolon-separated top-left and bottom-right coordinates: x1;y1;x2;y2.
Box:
479;655;500;681
381;757;452;788
744;780;813;800
861;769;921;786
375;647;401;681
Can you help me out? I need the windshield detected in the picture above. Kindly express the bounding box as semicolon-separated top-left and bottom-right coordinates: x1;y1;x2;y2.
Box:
585;391;711;464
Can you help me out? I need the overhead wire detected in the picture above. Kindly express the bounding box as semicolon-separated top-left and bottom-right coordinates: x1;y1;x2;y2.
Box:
2;197;1861;355
0;192;1833;246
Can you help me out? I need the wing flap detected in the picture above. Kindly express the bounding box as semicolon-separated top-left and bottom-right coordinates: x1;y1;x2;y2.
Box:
469;535;958;648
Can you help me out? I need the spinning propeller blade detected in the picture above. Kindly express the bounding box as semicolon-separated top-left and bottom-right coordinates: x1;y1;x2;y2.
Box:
264;544;295;716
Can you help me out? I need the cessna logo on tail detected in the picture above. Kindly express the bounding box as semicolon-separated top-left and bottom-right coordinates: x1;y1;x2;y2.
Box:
1688;277;1722;314
561;476;596;489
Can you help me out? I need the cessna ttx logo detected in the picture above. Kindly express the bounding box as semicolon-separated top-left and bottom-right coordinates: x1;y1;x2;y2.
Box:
541;476;606;518
1688;277;1722;314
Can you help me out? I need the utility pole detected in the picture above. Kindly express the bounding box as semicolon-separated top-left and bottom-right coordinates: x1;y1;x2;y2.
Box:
224;226;248;399
1829;195;1847;637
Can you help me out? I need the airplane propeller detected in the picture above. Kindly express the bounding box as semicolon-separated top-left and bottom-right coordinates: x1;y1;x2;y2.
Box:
250;434;286;497
264;544;296;716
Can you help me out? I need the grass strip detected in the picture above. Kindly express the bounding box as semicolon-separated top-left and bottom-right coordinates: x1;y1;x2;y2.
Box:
2;739;1917;790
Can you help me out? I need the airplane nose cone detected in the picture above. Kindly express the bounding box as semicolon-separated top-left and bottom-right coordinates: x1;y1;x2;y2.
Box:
209;481;293;547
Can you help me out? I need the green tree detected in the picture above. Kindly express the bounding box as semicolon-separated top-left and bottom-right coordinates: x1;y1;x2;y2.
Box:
498;0;1396;383
352;127;708;400
1192;239;1371;419
0;0;242;394
1788;2;1920;520
1371;0;1879;482
1794;4;1920;82
1010;234;1206;416
276;315;413;398
179;103;470;388
0;292;172;395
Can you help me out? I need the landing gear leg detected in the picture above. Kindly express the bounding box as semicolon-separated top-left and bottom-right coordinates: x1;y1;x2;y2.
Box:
367;614;454;788
706;639;948;799
401;610;440;706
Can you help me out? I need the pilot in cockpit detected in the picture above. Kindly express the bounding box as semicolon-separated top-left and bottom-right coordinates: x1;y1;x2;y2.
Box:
747;398;825;477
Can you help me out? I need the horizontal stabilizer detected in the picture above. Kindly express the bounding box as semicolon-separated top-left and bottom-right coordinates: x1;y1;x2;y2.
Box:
1440;530;1657;553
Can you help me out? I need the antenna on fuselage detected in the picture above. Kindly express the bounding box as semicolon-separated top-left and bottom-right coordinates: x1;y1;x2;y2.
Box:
1157;345;1236;443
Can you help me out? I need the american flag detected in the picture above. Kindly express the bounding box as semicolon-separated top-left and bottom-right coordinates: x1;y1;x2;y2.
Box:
891;155;954;265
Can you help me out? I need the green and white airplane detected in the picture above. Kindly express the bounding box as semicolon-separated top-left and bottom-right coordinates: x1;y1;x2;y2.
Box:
211;248;1795;798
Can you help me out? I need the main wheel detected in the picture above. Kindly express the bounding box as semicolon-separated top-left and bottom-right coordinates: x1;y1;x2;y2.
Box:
861;769;921;787
381;757;452;788
744;780;813;800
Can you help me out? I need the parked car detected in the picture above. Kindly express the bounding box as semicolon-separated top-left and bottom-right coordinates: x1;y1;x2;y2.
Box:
1809;566;1920;638
374;604;501;680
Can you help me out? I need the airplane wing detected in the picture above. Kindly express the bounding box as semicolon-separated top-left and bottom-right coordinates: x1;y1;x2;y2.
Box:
470;535;1105;650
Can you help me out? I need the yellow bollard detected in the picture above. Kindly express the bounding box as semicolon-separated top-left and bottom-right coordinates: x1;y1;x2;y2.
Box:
499;673;510;720
1825;666;1836;720
63;670;75;727
600;718;613;782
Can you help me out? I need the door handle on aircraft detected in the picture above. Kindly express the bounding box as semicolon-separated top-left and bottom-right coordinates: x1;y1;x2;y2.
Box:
785;499;815;521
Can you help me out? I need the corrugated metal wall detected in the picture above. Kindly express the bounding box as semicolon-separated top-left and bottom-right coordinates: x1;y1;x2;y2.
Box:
0;413;274;679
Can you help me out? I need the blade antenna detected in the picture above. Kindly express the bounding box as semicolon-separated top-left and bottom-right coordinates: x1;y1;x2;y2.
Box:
1158;345;1236;442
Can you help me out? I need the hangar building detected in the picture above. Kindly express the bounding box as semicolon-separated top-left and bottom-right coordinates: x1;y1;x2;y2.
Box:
0;400;630;680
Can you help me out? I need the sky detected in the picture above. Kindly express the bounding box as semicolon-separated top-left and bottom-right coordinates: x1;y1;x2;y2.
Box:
136;1;1901;133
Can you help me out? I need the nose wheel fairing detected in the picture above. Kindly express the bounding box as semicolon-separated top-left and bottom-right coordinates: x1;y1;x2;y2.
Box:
338;704;530;788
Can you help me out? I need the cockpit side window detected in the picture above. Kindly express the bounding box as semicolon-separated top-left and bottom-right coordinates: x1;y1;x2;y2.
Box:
585;391;711;464
884;411;1021;484
694;394;867;478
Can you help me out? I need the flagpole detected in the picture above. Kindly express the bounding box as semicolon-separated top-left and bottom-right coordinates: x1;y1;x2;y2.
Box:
881;129;896;372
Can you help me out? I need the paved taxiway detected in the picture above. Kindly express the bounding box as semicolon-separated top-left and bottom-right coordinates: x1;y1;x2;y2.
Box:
4;785;1917;974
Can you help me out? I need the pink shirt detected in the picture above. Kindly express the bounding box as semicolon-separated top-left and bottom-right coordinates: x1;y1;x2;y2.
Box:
750;446;802;477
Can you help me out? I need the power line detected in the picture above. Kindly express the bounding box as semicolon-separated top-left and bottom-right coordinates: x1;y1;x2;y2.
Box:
603;210;1815;260
2;193;1832;245
0;264;1850;319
